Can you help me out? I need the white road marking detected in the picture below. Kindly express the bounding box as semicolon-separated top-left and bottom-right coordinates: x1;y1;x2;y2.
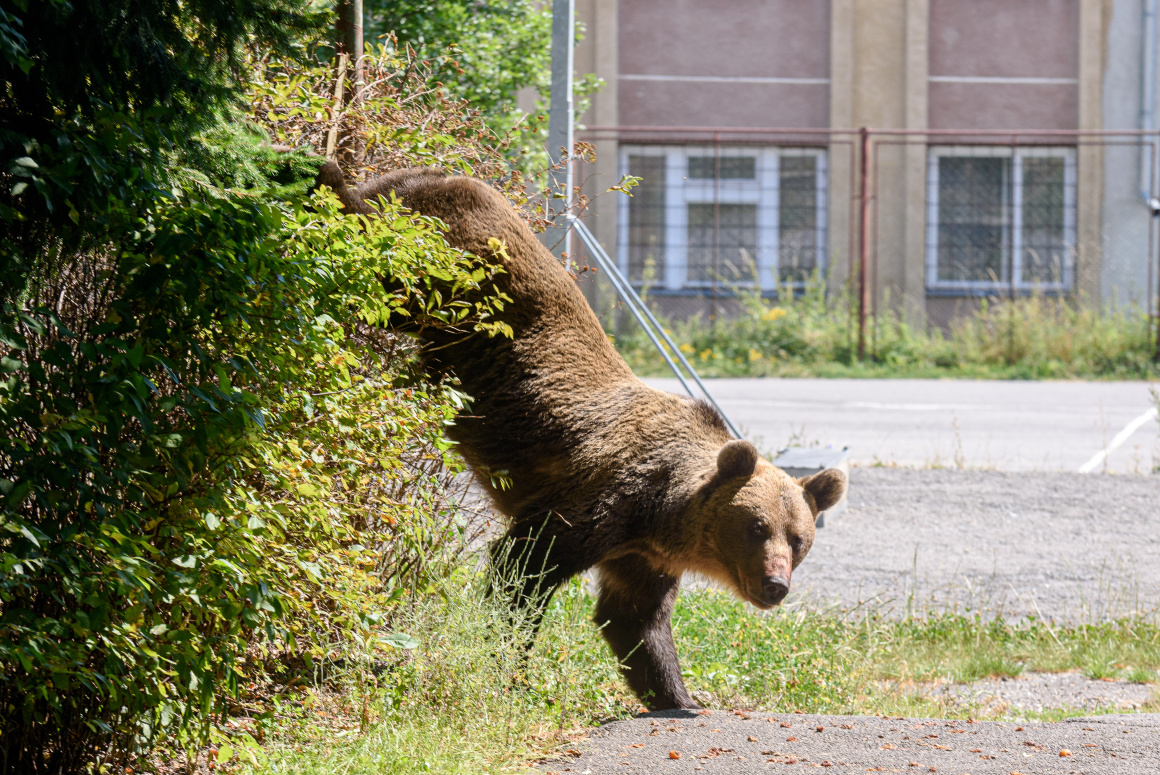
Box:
1078;407;1160;473
719;398;997;412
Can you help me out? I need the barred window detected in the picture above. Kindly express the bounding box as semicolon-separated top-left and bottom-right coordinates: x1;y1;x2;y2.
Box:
687;203;758;284
619;146;828;292
625;154;666;285
926;146;1076;292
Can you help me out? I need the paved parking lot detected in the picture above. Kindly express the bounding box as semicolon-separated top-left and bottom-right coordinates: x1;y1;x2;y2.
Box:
644;377;1160;473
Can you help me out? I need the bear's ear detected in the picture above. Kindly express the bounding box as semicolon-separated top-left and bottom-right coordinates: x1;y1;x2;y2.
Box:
798;468;847;515
717;439;760;481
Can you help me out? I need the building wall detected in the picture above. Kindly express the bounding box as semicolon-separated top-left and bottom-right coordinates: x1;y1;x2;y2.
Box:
573;0;1155;323
617;0;830;129
1102;0;1159;309
928;0;1079;130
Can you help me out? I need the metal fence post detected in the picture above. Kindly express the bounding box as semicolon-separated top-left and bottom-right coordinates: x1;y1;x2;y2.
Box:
858;127;871;360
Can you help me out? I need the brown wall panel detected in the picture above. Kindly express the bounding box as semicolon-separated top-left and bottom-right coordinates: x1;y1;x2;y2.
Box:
619;0;829;78
929;0;1078;77
929;82;1078;129
618;80;830;128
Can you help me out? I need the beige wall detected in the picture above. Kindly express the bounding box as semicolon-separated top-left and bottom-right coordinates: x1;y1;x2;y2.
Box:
575;0;621;270
830;0;928;319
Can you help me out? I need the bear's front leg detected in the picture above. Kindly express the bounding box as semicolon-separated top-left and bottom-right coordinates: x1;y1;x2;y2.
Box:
594;554;700;711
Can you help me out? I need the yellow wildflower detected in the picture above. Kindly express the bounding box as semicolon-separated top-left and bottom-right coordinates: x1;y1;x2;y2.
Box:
748;348;763;361
679;342;695;355
762;307;787;322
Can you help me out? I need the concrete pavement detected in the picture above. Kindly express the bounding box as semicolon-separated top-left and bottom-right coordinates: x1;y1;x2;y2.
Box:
543;710;1160;775
643;378;1160;473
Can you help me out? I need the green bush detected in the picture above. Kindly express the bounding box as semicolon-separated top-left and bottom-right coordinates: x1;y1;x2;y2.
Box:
1;4;522;769
0;138;511;769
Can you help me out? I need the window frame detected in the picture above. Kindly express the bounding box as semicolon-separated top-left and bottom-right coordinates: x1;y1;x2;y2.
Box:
617;145;828;293
925;145;1077;294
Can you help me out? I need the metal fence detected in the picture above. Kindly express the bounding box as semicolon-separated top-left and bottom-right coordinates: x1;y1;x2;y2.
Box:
574;126;1160;358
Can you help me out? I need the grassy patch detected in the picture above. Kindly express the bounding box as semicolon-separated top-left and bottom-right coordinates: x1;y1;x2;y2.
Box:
608;279;1160;380
215;578;1160;774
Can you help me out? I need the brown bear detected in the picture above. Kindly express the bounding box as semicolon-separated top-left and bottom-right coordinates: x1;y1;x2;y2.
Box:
314;161;847;710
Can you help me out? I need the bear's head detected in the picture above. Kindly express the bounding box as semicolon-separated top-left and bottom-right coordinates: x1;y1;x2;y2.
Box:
694;439;846;610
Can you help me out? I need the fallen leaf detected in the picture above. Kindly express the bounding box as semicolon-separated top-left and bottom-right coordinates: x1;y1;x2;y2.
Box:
781;722;793;728
747;736;758;742
816;726;825;732
840;724;854;729
1059;750;1072;757
669;751;681;760
787;736;798;742
882;743;897;750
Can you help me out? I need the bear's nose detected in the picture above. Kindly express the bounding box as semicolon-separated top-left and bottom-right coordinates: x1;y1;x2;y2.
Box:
761;575;790;606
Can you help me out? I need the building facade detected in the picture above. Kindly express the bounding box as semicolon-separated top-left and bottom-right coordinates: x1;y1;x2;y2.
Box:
571;0;1160;325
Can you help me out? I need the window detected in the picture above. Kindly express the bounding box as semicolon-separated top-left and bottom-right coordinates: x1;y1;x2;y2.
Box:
925;146;1076;292
619;146;828;292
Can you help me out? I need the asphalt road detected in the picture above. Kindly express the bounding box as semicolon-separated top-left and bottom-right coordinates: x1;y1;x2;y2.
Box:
790;468;1160;622
643;378;1160;473
543;710;1160;775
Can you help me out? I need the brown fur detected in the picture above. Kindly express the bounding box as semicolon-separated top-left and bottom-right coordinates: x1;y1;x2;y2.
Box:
316;163;847;710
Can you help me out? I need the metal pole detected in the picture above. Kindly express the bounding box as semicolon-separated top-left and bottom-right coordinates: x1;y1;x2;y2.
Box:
858;127;871;360
544;0;575;260
711;133;721;330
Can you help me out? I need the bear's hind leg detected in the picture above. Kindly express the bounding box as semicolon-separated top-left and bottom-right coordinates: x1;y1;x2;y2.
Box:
594;554;699;711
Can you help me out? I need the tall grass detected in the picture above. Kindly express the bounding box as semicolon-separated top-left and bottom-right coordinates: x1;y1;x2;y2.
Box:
612;277;1160;379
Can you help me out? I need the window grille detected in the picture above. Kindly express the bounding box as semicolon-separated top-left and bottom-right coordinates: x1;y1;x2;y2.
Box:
618;146;828;293
925;146;1076;292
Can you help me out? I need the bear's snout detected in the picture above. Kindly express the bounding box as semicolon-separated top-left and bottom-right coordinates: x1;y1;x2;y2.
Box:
761;575;790;606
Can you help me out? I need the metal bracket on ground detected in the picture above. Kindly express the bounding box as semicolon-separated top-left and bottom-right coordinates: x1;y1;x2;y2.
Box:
773;446;851;528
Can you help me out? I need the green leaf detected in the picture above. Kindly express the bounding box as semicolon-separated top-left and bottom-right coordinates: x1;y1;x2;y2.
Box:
381;632;420;650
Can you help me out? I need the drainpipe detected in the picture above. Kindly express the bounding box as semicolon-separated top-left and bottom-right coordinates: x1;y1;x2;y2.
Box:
1141;0;1157;200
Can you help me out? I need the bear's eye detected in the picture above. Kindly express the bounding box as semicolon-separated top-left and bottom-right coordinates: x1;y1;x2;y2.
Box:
748;521;767;541
789;535;803;554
